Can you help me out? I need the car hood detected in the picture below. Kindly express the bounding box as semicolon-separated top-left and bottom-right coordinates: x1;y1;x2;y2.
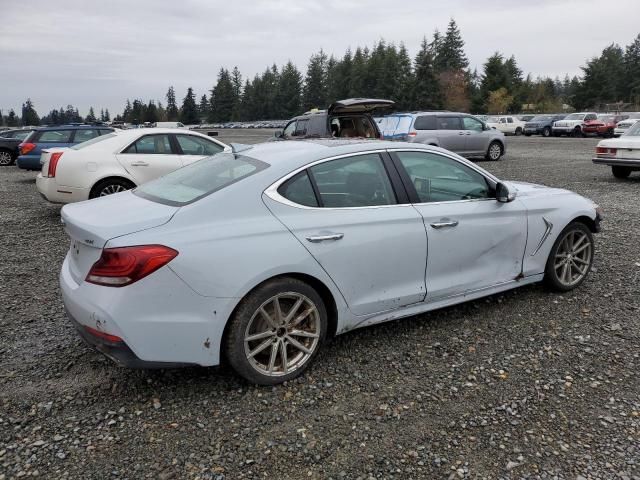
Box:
61;191;179;248
507;181;570;198
328;98;395;115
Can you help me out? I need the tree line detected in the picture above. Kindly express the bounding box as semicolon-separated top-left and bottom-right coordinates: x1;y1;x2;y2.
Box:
2;21;639;127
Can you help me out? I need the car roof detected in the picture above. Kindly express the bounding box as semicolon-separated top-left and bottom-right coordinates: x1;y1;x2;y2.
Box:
35;125;113;131
111;127;207;138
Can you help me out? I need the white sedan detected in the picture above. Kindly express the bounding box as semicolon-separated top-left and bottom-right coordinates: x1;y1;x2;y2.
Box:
593;120;640;178
36;128;230;203
485;115;526;135
60;140;601;385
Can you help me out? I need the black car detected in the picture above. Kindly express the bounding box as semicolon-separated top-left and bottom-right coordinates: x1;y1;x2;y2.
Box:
0;128;36;141
524;114;566;137
275;98;395;140
0;137;24;166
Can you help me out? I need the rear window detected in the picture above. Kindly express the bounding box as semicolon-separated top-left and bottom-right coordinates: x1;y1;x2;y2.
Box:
71;132;117;150
413;115;437;130
134;153;268;206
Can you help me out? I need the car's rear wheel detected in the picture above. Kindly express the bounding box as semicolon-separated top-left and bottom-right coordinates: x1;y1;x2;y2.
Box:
485;141;503;161
611;166;631;179
89;178;135;199
544;222;594;292
224;278;327;385
0;149;14;166
514;127;523;136
542;127;551;137
572;127;583;138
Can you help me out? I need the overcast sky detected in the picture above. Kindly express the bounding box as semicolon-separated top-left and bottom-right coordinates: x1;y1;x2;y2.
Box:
1;0;638;117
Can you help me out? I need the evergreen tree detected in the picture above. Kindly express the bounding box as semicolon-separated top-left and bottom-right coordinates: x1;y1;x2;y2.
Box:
209;69;236;122
326;49;353;102
144;101;159;123
85;107;96;123
435;19;468;72
7;109;18;127
21;99;40;126
123;100;132;123
0;109;3;127
104;108;110;121
623;34;640;105
303;50;328;110
413;37;443;110
198;94;209;120
573;44;625;109
180;87;199;124
349;47;367;97
230;66;243;120
276;61;303;118
393;44;414;111
166;86;179;121
479;53;510;112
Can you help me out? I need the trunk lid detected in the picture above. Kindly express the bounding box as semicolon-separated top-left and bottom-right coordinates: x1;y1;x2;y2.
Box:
328;98;395;115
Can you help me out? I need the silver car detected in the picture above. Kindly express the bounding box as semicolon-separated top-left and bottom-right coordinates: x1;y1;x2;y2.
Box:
381;112;506;160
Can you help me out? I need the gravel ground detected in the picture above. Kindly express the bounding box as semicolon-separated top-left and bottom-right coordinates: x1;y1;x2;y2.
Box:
1;135;639;480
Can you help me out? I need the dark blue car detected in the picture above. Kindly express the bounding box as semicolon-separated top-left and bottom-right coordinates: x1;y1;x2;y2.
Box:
17;125;114;170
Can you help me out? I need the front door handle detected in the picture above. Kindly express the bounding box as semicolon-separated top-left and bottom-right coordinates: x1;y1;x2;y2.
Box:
306;233;344;243
458;131;466;135
430;220;459;229
130;161;149;167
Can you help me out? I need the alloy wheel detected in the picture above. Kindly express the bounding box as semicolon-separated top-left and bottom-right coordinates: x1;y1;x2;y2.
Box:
553;230;593;288
488;143;502;160
244;292;320;377
0;151;12;166
100;184;128;196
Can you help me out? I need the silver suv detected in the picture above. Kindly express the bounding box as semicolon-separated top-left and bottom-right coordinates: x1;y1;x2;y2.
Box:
379;112;506;160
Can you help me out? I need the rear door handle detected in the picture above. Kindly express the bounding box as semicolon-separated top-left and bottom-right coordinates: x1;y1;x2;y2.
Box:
430;220;459;229
130;161;149;167
306;233;344;243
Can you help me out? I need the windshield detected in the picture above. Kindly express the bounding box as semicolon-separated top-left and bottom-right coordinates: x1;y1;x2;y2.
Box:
134;153;268;206
597;115;614;122
485;116;500;123
624;122;640;136
531;116;551;122
564;113;585;121
71;133;117;150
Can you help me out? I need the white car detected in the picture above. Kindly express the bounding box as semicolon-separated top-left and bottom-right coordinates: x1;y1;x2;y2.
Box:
36;128;230;204
613;116;640;137
552;112;598;137
154;122;187;129
484;115;526;136
60;140;601;385
593;120;640;178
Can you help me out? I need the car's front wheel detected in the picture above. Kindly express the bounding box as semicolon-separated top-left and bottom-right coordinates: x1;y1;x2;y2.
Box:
224;278;327;385
0;149;14;166
542;127;551;137
89;178;135;199
611;166;631;179
514;127;522;136
485;141;503;161
544;222;594;292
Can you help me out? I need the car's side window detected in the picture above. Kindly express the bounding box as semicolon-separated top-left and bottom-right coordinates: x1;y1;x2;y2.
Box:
176;135;223;156
507;117;514;124
13;131;31;141
414;115;437;130
73;129;100;143
437;117;462;130
308;153;396;208
123;135;172;154
293;119;309;137
282;121;296;137
396;151;491;203
39;130;73;143
585;114;597;121
462;117;483;132
278;171;319;207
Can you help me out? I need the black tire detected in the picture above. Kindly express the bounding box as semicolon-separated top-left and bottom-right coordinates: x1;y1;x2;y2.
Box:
544;222;594;292
572;127;583;138
0;149;14;166
611;166;631;179
485;141;503;161
89;178;135;199
542;127;551;137
524;133;532;137
515;127;523;136
224;277;328;385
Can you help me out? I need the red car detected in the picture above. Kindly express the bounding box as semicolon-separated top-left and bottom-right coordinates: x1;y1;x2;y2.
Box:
583;114;628;137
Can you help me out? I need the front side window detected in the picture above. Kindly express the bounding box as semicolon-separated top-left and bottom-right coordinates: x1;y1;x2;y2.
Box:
308;153;396;208
38;130;73;143
507;117;514;124
437;117;462;130
396;151;490;203
73;129;100;143
124;134;172;154
293;119;309;137
278;171;318;207
176;134;223;156
463;117;484;132
283;121;296;137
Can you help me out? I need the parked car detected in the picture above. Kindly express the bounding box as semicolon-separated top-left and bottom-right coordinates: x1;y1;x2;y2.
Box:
523;114;566;137
60;139;600;384
276;98;394;140
552;112;598;137
36;128;230;204
0;138;23;166
153;122;187;129
0;128;36;141
592;120;640;178
613;114;640;137
484;115;526;136
381;112;506;160
518;114;535;122
582;114;628;137
17;125;114;170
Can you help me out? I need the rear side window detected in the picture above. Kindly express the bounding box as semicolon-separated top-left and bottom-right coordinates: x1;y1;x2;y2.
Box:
12;130;32;141
585;114;597;121
437;117;462;130
71;133;117;150
175;134;223;156
73;129;100;143
124;134;172;154
278;171;318;207
135;154;268;206
38;130;73;142
414;115;437;130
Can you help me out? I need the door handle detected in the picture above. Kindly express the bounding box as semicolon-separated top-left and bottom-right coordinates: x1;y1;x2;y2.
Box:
430;220;459;229
306;233;344;243
458;131;465;135
130;161;149;167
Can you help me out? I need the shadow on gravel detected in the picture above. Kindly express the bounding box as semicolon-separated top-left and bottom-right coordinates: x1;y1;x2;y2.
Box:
15;177;37;184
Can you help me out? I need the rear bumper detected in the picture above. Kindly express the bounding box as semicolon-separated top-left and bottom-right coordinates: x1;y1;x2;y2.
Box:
36;173;89;204
552;126;577;133
16;155;41;170
592;157;640;168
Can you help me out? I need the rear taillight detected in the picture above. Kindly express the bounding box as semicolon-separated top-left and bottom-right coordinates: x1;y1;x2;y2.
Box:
19;142;36;155
596;146;617;157
48;152;63;177
84;325;123;343
86;245;178;287
407;131;417;137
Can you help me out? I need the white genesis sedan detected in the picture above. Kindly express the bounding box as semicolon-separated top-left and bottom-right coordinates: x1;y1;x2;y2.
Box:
36;128;229;203
60;140;602;384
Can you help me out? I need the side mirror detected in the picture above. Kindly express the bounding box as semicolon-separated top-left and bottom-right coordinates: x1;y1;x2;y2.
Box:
496;182;516;203
274;130;283;138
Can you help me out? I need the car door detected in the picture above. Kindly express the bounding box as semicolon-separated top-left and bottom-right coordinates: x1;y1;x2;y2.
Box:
435;116;467;154
263;152;428;316
175;134;225;166
390;149;528;300
116;134;182;184
461;116;489;155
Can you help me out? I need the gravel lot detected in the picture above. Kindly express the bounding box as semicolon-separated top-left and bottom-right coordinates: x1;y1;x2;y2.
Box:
1;134;639;480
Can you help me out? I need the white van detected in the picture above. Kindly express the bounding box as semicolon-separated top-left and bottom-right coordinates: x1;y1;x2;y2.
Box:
153;122;187;128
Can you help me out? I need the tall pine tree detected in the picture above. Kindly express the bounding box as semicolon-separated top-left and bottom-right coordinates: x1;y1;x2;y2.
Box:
166;86;179;121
